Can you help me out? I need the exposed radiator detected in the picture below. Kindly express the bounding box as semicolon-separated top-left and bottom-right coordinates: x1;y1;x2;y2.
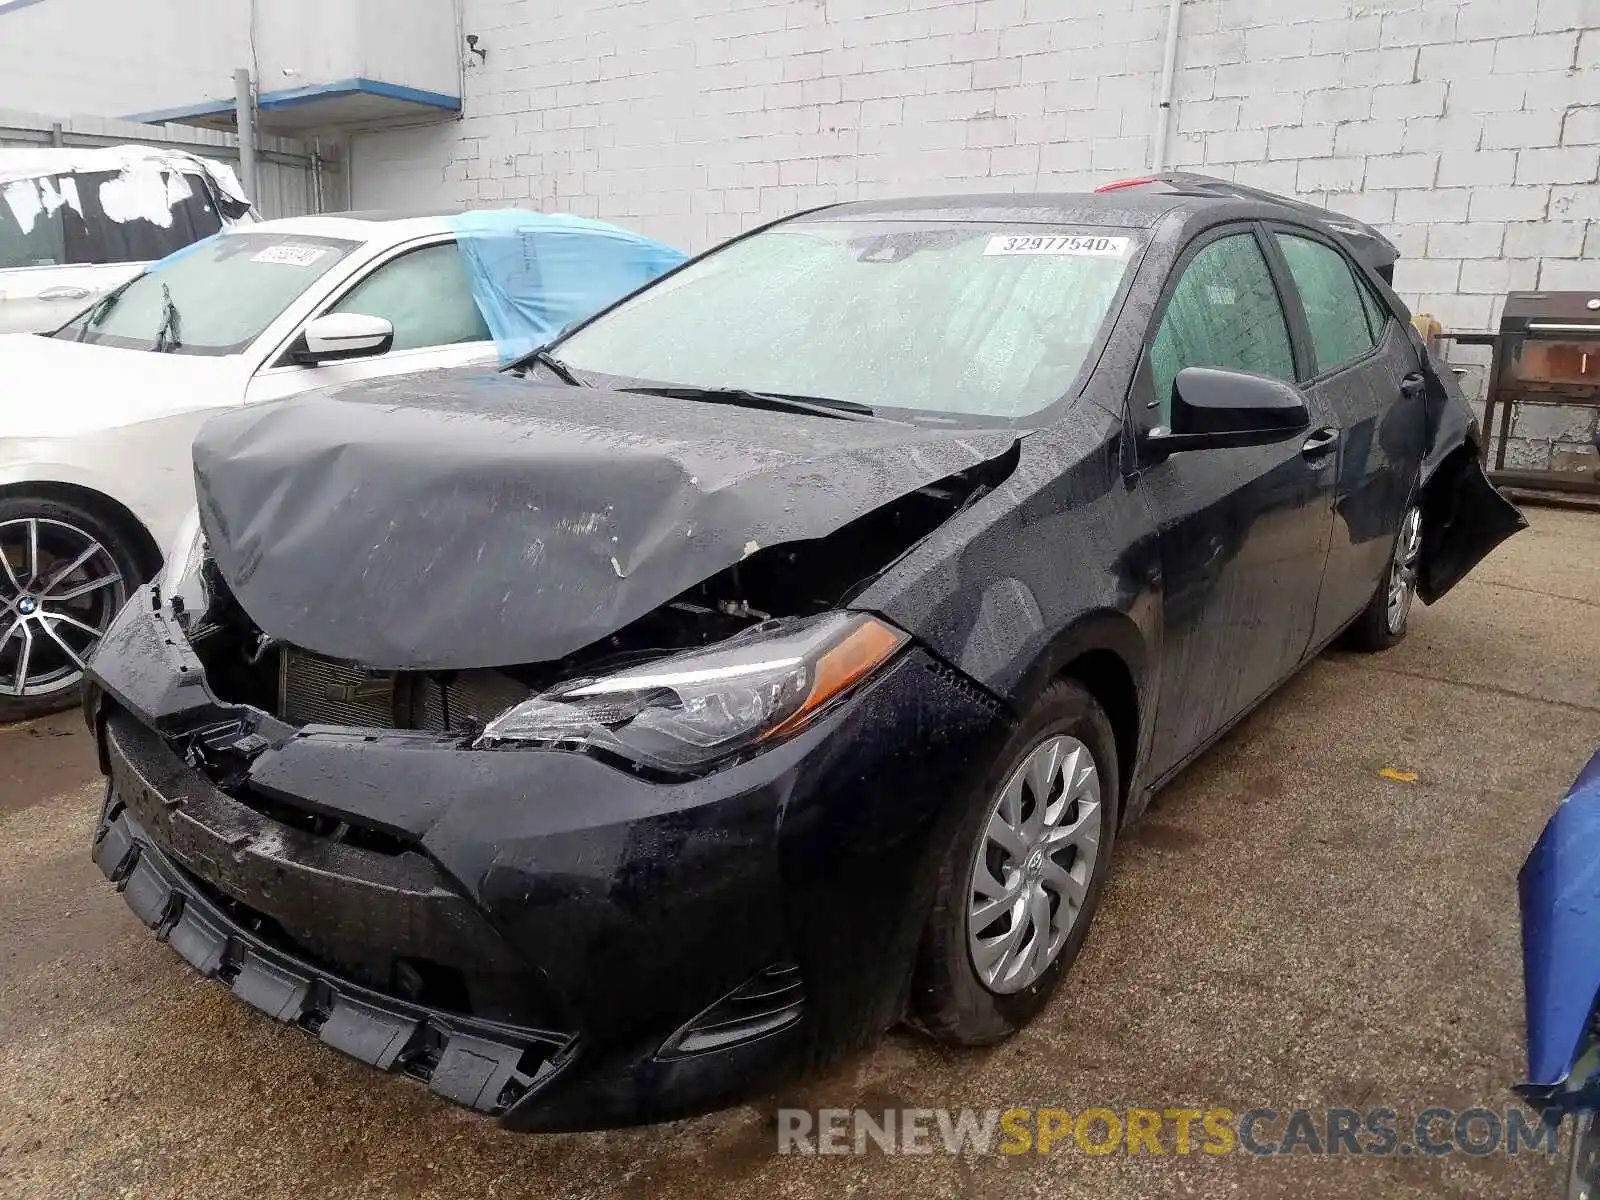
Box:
277;648;532;731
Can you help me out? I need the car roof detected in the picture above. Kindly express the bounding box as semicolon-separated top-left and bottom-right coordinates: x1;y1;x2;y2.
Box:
804;193;1182;229
806;176;1399;277
238;212;456;245
236;206;560;247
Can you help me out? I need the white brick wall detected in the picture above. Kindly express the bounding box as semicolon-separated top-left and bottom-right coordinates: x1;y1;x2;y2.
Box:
348;0;1599;342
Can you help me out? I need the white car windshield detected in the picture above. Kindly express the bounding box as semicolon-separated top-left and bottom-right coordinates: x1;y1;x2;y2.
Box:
555;220;1141;423
55;231;359;356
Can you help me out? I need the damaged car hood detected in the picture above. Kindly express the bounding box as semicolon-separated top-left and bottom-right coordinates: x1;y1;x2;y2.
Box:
193;371;1022;670
0;332;244;438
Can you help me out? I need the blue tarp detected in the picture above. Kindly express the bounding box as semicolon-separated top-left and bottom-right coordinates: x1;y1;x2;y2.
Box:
1521;748;1600;1089
446;209;687;364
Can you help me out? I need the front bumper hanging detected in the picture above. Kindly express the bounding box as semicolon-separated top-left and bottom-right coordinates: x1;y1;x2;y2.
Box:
95;798;579;1117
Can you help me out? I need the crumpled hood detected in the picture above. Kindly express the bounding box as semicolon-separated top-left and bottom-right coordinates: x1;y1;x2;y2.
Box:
0;332;241;438
193;370;1021;670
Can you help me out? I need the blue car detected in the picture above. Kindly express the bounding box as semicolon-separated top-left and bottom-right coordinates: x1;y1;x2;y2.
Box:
1520;749;1600;1196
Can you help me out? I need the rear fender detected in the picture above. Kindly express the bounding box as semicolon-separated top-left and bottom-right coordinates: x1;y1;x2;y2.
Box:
1416;441;1527;604
1408;332;1527;604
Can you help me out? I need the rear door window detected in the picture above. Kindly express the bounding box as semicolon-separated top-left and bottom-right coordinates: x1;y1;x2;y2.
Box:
1275;233;1377;374
1148;232;1296;423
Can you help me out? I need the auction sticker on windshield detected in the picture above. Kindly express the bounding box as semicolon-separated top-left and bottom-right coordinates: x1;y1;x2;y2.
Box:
983;235;1130;256
251;245;329;267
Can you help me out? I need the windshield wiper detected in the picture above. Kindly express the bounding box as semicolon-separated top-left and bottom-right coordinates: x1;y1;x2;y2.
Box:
154;283;182;353
525;348;590;387
65;289;121;341
617;385;894;423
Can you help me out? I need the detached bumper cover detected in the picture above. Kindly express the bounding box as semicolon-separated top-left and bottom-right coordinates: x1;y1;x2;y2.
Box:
85;590;1013;1129
95;802;577;1116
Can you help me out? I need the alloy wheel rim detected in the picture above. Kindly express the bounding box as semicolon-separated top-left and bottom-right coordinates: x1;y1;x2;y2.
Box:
0;517;125;701
1386;506;1422;635
967;734;1101;994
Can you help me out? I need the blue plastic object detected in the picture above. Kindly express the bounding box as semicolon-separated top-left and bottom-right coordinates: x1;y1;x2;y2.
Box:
147;230;219;270
1520;748;1600;1089
446;209;686;364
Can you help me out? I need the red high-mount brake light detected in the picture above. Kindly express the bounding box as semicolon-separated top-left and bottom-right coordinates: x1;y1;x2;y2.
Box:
1094;177;1158;193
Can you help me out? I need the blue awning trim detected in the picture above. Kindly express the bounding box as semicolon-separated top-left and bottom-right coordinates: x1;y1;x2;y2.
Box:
123;77;461;126
445;209;687;365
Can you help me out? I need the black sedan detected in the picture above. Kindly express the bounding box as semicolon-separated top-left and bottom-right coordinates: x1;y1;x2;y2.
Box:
81;179;1524;1130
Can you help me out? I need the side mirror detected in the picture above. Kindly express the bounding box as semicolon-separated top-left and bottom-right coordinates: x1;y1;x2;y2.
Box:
294;313;394;365
1144;367;1309;456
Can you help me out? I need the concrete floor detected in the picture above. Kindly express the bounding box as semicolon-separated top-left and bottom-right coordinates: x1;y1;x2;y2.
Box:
1;508;1596;1200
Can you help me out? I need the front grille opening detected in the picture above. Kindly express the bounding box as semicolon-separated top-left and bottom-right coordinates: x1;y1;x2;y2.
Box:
230;782;417;858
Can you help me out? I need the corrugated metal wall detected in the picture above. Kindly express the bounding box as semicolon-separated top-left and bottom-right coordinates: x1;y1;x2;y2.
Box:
0;107;328;219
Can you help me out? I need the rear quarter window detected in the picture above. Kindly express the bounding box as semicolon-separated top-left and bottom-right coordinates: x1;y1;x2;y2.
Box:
1356;273;1392;342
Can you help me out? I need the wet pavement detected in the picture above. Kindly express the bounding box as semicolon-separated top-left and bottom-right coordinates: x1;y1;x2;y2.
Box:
1;508;1596;1200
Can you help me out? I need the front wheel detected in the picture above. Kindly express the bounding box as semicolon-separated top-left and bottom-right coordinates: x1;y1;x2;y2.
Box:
1344;502;1422;653
0;498;139;723
911;679;1119;1045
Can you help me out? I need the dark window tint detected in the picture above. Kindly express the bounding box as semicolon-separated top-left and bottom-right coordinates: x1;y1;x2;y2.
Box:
0;176;68;267
330;242;491;351
1276;233;1376;374
0;170;223;269
1149;232;1295;422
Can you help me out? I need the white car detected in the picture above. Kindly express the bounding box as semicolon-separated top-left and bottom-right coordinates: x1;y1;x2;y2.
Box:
0;144;254;336
0;208;686;719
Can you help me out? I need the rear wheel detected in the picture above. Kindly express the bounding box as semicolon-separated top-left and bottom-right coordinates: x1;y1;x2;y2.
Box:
911;680;1118;1045
0;498;138;723
1344;502;1422;653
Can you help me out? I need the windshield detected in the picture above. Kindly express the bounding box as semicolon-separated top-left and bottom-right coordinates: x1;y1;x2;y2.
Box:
55;231;359;355
554;220;1140;422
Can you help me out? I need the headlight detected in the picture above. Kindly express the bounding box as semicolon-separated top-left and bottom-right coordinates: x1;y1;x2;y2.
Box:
476;612;908;771
158;508;208;617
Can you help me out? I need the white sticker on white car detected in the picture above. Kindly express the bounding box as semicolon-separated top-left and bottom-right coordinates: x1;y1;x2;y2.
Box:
983;234;1131;257
251;245;329;267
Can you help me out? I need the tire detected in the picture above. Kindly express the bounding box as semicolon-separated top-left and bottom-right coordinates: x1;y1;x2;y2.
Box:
911;679;1119;1045
1343;501;1423;654
0;496;142;723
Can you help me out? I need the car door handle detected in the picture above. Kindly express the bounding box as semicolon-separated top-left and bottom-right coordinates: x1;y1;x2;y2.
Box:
1301;427;1339;459
38;285;91;301
1401;372;1427;399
